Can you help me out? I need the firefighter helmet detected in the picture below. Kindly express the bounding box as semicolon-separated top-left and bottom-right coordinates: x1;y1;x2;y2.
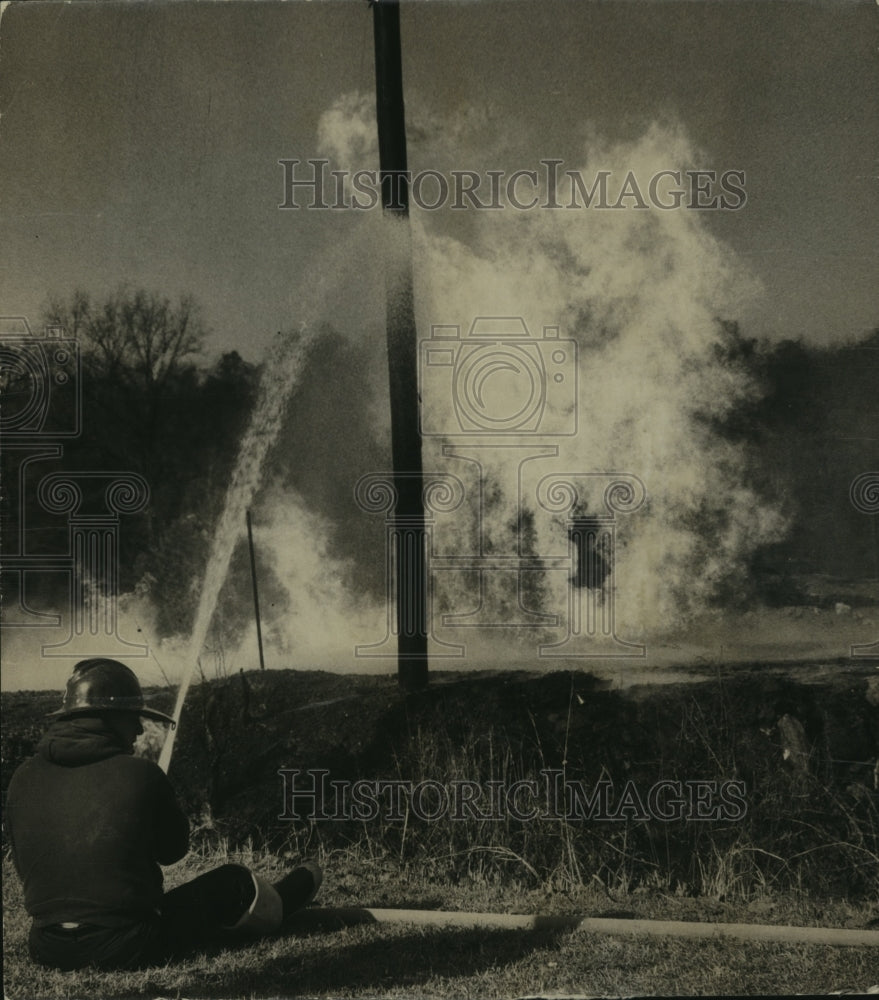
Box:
47;658;176;727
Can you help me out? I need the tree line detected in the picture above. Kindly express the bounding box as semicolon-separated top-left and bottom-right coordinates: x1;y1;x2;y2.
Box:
2;289;259;639
4;287;875;652
4;287;389;646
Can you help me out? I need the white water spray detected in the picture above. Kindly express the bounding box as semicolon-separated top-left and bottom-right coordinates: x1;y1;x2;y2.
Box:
307;96;789;652
158;329;313;772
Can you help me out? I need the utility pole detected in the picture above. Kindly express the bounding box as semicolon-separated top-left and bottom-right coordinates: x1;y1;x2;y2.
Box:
372;0;428;690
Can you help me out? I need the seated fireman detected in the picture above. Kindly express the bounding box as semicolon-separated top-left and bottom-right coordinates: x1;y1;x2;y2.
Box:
5;658;321;971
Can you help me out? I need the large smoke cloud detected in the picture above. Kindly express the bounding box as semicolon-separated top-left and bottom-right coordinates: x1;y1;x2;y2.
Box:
126;93;791;678
294;94;787;649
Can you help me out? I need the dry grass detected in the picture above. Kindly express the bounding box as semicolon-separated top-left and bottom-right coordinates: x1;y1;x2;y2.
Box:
4;667;878;996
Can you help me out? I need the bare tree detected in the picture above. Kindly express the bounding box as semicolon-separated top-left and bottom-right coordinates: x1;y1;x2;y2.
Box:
43;288;210;547
45;287;206;390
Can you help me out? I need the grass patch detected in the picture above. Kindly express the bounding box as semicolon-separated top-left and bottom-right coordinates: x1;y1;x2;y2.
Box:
4;850;879;999
4;666;878;995
167;667;877;903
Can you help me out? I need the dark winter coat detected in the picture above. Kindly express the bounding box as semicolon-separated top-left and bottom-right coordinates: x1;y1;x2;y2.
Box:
5;715;189;928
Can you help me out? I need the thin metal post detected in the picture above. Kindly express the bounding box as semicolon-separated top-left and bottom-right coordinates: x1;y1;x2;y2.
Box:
246;509;266;670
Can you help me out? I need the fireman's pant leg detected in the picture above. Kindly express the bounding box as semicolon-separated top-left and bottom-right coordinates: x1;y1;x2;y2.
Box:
159;863;282;956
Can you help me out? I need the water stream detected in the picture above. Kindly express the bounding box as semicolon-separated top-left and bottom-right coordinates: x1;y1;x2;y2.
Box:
158;328;313;771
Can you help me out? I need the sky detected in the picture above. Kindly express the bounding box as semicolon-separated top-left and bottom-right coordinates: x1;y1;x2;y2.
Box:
1;0;878;691
1;0;877;359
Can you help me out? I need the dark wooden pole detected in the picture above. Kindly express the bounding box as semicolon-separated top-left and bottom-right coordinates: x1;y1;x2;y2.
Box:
372;0;428;690
246;509;266;670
